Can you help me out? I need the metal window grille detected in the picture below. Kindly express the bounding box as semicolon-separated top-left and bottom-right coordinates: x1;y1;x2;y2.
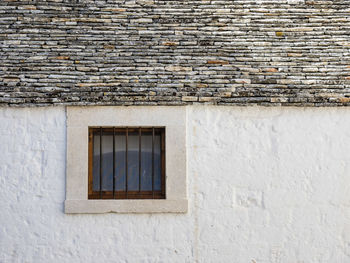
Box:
88;127;165;199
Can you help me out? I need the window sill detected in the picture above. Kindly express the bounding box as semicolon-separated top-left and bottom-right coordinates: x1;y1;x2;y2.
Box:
65;199;188;214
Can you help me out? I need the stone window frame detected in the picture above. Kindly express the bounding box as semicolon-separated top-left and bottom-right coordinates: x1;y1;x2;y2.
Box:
64;106;188;213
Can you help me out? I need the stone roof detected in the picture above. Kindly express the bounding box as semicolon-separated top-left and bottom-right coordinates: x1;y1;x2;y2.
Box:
1;0;350;106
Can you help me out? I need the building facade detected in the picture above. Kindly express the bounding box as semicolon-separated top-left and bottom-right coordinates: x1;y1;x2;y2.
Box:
1;0;350;262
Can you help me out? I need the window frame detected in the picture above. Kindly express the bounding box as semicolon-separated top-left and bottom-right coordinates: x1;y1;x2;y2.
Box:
88;127;166;200
64;106;188;214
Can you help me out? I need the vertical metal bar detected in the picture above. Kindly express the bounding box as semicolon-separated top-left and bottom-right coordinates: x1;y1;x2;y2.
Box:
152;127;154;199
125;127;128;198
113;127;115;199
139;127;141;193
99;127;102;199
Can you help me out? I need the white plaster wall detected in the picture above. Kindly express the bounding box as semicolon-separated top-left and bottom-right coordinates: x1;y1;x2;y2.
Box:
1;106;350;263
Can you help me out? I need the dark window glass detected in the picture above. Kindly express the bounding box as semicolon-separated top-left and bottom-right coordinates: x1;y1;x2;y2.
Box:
89;127;165;199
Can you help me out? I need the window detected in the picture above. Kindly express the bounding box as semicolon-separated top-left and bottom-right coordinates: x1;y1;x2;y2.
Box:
65;106;187;213
88;127;165;199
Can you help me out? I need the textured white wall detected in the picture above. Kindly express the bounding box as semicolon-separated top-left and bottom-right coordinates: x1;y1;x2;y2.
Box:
1;106;350;263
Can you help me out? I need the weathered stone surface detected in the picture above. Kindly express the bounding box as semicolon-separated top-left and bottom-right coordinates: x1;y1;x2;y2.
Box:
1;0;350;106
